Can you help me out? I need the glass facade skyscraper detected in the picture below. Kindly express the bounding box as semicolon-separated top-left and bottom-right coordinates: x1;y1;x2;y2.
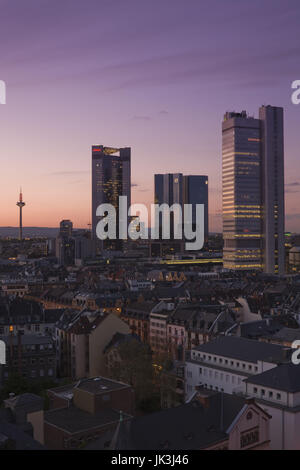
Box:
222;106;284;274
154;173;209;244
92;145;131;252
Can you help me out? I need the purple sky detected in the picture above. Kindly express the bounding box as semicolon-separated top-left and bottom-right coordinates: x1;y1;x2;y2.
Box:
1;0;300;232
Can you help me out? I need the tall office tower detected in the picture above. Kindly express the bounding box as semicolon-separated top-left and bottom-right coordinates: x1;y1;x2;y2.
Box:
183;175;209;243
259;105;285;275
154;173;208;244
16;188;25;241
92;145;131;252
59;219;73;238
222;106;285;274
56;219;74;266
222;111;262;270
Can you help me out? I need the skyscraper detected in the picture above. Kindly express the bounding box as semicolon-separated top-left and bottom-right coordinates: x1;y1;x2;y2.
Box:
259;105;285;275
92;145;131;252
222;106;284;274
154;173;209;245
59;219;73;238
183;175;209;243
56;219;75;266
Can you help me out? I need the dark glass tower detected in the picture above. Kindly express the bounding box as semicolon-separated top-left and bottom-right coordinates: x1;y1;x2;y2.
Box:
92;145;131;252
154;173;208;245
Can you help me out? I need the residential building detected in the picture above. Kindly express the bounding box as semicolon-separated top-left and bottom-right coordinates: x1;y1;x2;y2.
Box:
84;388;271;450
44;376;135;450
55;309;130;379
185;336;293;449
0;333;56;384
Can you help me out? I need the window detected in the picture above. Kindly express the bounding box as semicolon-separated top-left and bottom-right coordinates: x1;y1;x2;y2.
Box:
269;391;273;398
240;428;259;449
276;393;281;400
261;389;265;396
254;387;258;394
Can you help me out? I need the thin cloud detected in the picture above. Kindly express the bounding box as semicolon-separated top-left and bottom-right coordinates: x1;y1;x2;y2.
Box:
46;171;89;176
131;115;151;121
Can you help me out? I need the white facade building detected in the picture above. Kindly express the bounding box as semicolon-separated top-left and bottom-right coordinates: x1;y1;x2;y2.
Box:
185;336;295;449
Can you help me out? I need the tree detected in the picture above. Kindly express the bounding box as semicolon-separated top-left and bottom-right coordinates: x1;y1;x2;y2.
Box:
107;338;156;410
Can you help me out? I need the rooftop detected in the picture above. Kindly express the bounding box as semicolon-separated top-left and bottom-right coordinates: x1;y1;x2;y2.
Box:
75;376;130;394
45;405;128;434
245;363;300;393
192;336;290;364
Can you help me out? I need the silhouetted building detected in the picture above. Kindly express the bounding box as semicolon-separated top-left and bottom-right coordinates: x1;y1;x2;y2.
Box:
92;146;131;253
154;173;208;249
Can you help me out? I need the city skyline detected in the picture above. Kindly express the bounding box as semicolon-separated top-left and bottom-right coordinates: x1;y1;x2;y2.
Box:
1;1;300;231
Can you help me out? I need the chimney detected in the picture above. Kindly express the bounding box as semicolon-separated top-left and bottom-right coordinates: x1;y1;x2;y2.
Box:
194;386;211;408
282;347;291;361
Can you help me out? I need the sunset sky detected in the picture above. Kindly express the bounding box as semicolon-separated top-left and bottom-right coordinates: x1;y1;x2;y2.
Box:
1;0;300;232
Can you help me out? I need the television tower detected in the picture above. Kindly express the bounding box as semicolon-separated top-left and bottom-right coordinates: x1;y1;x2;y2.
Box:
16;188;25;241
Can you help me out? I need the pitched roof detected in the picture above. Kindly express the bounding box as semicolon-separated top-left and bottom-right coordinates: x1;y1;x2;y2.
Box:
0;421;44;450
108;392;252;450
272;327;300;343
193;336;289;363
245;363;300;392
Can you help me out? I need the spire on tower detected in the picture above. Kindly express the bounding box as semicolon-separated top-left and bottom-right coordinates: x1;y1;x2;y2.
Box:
16;187;25;241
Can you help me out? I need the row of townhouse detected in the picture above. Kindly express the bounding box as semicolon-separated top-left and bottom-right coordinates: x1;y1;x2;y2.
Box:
185;335;300;449
0;297;62;337
0;333;56;385
122;299;237;359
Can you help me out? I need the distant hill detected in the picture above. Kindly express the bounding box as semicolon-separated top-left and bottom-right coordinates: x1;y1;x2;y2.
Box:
0;227;59;238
